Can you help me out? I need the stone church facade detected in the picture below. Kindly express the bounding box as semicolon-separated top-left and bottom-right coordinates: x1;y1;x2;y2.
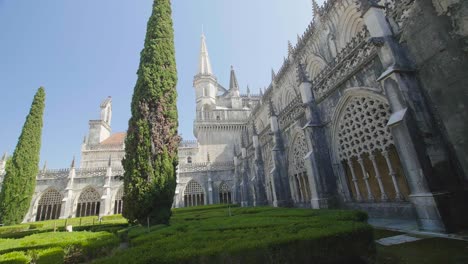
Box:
0;0;467;233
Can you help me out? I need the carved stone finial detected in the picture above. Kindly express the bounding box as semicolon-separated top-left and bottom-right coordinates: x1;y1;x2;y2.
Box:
252;122;258;135
268;99;277;117
42;161;47;172
259;88;264;97
108;155;112;167
271;69;276;82
207;152;210;162
296;63;310;84
312;0;321;18
71;156;76;168
288;41;294;57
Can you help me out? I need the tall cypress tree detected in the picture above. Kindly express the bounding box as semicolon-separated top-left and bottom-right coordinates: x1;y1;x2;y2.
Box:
0;87;45;225
122;0;179;225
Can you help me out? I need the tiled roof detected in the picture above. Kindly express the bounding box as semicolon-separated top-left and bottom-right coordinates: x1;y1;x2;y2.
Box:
101;132;126;145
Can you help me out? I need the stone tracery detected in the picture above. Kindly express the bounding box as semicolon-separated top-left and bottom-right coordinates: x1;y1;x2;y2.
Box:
36;189;62;221
288;133;311;204
76;187;101;217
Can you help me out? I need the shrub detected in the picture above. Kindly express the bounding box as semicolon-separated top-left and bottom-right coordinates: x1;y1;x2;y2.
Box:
0;251;31;264
35;247;64;264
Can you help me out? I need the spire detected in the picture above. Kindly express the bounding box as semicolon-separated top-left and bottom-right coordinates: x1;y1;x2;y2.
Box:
296;63;310;84
198;33;213;75
229;65;240;94
259;87;263;97
247;85;251;96
1;152;6;161
271;69;276;82
70;156;75;168
108;155;112;167
42;161;47;172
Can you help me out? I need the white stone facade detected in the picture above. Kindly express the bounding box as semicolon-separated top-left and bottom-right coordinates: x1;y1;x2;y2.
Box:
2;0;467;233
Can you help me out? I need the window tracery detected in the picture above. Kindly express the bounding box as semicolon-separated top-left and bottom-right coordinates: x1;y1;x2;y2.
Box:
76;187;101;217
184;180;205;207
219;182;232;204
114;188;123;214
36;189;62;221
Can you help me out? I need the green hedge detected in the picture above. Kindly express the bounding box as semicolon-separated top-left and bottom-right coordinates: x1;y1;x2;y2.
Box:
0;231;119;263
0;251;31;264
94;206;375;263
35;247;64;264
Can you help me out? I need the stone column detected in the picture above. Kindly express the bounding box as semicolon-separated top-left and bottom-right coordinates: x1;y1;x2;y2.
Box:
100;157;113;217
268;100;292;207
252;124;268;206
60;158;75;219
296;63;336;208
240;143;250;207
359;0;460;232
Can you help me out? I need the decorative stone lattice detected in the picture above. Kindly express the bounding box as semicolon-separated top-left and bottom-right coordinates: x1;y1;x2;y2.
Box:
38;189;62;205
219;182;232;204
115;188;124;200
36;189;63;221
78;187;101;203
337;96;393;160
219;182;230;192
289;133;308;175
184;181;204;195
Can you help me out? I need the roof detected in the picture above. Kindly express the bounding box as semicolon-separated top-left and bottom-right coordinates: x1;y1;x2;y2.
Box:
100;132;126;145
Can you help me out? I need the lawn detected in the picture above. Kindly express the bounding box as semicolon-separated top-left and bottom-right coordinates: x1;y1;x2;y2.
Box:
374;229;468;264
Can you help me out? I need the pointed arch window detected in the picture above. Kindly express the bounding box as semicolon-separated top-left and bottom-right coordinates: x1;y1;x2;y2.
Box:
36;189;62;221
184;181;205;207
187;156;192;164
114;188;124;214
76;187;101;217
289;134;311;204
219;182;232;204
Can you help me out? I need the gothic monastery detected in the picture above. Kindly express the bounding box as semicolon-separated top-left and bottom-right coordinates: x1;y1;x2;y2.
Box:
1;0;467;233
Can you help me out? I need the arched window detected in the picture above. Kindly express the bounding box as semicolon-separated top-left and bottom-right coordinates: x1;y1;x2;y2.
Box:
36;189;62;221
289;134;311;204
76;187;101;217
219;182;232;204
114;188;124;215
184;181;205;207
187;156;192;164
336;95;410;202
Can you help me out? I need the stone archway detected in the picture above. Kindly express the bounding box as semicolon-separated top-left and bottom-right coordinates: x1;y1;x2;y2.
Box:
219;182;232;204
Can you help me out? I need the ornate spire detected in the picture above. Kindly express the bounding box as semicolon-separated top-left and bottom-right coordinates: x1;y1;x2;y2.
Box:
229;65;240;95
198;33;213;75
1;152;6;161
296;63;310;84
259;87;264;97
247;85;251;96
108;155;112;167
42;161;47;172
70;156;75;168
271;69;276;82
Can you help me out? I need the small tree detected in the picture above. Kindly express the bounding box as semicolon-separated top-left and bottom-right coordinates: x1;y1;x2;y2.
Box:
0;87;45;225
122;0;179;225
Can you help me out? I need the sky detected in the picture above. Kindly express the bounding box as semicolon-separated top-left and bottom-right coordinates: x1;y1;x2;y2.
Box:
0;0;320;168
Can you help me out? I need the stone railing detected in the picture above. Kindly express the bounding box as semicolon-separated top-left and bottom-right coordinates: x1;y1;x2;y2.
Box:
85;144;124;151
38;168;70;179
179;140;198;149
311;28;378;101
278;96;304;129
179;161;235;173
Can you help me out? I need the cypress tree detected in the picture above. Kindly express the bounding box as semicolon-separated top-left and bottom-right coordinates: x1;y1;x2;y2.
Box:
0;87;45;225
122;0;179;225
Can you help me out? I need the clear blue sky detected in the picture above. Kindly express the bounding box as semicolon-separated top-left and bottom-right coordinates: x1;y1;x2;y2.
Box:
0;0;319;168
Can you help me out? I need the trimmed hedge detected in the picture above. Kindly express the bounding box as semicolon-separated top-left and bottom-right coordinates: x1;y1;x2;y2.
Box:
0;251;31;264
93;206;375;263
0;231;119;263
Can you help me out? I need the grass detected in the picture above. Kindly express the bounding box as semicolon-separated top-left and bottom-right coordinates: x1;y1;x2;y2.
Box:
93;205;375;263
374;229;468;264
